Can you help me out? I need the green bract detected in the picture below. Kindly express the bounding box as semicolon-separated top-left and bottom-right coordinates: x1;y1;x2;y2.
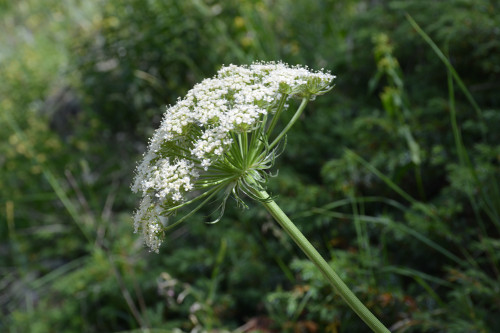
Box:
132;62;335;252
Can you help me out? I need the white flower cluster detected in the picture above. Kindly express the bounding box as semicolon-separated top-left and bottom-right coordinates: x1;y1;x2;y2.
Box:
132;62;335;252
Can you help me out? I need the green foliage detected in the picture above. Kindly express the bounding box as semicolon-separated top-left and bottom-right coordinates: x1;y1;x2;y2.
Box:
2;0;500;332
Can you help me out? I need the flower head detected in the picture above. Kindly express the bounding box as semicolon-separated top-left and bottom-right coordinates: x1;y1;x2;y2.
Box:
132;61;335;252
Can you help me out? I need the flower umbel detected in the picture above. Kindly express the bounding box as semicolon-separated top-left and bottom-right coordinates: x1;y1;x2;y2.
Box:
132;62;335;252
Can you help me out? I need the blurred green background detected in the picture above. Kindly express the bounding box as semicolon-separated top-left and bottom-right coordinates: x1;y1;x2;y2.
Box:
1;0;499;332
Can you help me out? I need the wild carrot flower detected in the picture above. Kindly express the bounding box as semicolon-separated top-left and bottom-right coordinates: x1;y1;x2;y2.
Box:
132;62;335;252
130;62;390;333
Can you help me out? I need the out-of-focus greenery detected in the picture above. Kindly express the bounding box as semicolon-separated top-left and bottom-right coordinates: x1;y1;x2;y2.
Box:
1;0;499;332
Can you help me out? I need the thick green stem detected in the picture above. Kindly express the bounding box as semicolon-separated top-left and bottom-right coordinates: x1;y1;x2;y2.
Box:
254;188;391;333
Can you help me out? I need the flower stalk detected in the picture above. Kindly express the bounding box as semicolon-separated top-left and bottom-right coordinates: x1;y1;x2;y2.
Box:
269;97;308;149
251;186;391;333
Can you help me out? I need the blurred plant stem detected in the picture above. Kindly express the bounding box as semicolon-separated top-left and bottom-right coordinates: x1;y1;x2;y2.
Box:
252;188;390;333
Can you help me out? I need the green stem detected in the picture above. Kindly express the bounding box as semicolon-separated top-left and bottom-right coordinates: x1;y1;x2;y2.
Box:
254;188;390;333
269;97;309;150
266;94;288;138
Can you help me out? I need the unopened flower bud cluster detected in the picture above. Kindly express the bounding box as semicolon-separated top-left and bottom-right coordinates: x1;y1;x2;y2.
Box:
132;61;335;252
